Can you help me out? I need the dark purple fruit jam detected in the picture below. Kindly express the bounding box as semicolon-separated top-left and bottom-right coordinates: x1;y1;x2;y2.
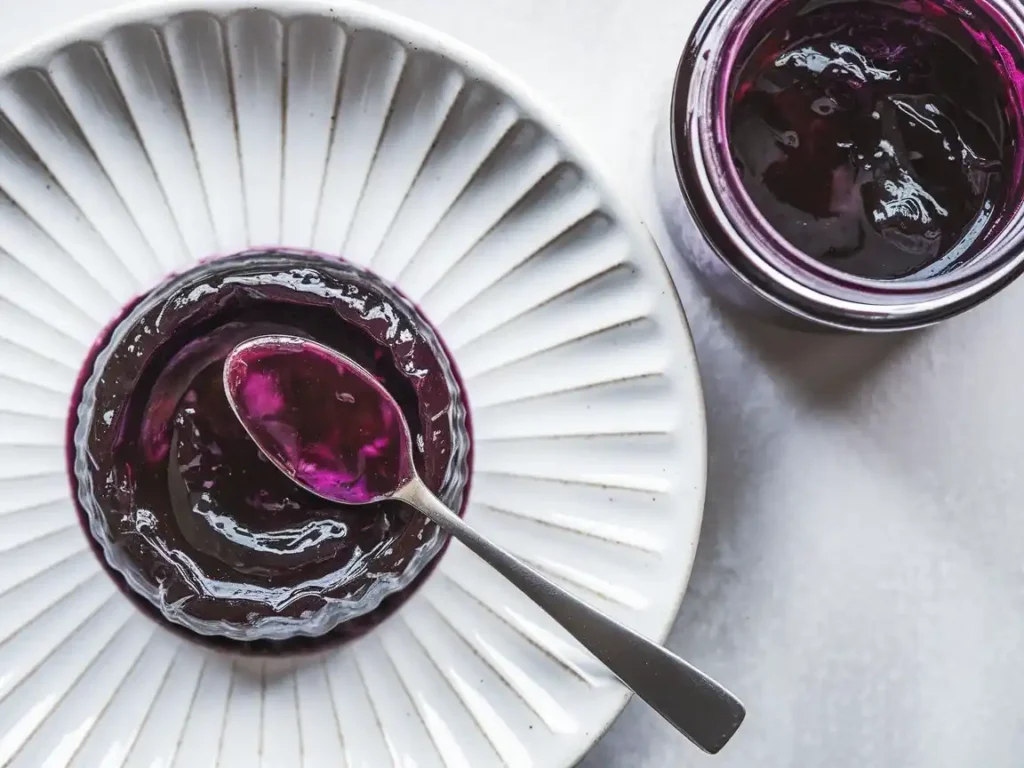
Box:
729;0;1019;279
67;251;471;652
224;337;414;505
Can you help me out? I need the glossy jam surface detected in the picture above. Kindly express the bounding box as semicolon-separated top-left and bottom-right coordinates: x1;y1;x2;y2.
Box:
225;337;413;504
729;0;1015;279
69;252;470;650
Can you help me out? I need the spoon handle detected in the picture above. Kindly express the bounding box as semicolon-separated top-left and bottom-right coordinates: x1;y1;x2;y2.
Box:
394;478;745;755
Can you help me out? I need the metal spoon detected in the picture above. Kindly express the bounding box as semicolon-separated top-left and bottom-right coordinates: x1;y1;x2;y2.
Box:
223;334;745;754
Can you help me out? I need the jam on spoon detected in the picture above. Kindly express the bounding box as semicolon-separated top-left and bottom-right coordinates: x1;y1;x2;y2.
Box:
223;335;414;503
223;334;748;755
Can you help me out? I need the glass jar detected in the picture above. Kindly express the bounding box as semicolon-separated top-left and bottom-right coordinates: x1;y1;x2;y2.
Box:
655;0;1024;331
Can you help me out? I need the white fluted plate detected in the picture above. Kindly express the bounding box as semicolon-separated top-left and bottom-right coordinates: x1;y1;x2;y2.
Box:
0;2;707;766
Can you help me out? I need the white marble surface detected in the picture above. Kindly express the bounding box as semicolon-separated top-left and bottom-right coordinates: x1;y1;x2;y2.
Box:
5;0;1024;765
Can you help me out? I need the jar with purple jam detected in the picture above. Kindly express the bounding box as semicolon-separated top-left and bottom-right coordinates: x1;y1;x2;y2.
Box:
68;251;471;652
656;0;1024;330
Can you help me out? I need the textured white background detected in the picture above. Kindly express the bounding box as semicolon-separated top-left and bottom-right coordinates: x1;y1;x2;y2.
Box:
5;1;1024;766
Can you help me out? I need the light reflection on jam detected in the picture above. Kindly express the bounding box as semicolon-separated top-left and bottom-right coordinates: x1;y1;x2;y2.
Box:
68;251;471;652
729;0;1013;279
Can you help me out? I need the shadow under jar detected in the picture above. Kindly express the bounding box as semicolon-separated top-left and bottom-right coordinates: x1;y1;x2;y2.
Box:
68;251;471;653
656;0;1024;331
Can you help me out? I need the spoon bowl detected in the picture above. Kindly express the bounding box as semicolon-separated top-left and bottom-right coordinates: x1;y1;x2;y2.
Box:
224;334;746;755
224;334;415;504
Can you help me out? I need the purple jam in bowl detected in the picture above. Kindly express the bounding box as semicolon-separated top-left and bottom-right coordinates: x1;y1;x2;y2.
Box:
67;250;471;652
